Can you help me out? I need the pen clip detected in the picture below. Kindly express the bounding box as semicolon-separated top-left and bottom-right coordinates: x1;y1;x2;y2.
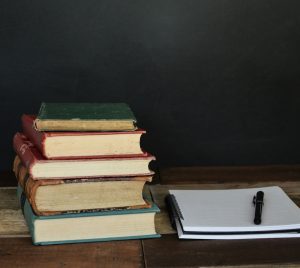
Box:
253;194;264;206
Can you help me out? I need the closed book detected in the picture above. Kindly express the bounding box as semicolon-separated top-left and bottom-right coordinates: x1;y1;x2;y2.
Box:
13;157;152;216
17;185;160;245
34;102;137;131
23;114;146;159
13;133;155;179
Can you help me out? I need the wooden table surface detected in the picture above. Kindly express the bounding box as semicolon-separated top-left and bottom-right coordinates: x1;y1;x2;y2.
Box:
1;166;300;268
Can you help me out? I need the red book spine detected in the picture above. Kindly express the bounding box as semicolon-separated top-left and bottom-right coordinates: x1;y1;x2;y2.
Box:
22;114;46;156
13;133;39;175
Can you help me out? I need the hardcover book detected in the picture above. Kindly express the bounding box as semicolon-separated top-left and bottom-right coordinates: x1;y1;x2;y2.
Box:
34;103;137;131
17;186;160;245
23;114;146;159
13;158;152;216
13;133;155;179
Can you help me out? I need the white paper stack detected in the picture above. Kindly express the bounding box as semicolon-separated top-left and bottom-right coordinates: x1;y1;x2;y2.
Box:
168;186;300;239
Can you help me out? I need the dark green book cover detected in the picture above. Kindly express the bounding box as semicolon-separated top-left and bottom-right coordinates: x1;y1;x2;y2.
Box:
37;103;136;121
35;103;137;131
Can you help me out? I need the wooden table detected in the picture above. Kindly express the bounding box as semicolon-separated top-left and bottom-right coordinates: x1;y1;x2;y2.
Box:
1;166;300;268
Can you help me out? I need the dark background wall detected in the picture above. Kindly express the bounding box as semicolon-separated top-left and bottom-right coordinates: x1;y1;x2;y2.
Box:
1;0;300;171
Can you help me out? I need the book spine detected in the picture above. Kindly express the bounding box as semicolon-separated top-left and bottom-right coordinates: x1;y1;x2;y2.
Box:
14;161;38;214
22;114;46;156
13;133;37;175
13;159;29;189
13;156;22;178
15;169;63;216
13;162;39;210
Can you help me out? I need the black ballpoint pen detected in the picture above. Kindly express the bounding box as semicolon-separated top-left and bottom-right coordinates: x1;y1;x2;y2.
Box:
165;194;177;229
253;191;264;225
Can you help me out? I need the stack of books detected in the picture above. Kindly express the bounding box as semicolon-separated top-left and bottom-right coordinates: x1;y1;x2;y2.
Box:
13;103;160;245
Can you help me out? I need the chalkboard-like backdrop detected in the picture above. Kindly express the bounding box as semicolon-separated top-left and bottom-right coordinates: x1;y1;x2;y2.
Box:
1;1;300;171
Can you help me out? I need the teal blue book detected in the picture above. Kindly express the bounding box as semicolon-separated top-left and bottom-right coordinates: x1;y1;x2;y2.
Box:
34;103;137;131
17;186;160;245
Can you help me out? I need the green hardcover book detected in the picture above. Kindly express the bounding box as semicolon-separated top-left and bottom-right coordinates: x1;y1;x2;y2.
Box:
34;103;137;131
17;185;160;245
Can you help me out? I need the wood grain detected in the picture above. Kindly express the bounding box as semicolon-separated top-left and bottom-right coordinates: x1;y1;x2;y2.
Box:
160;165;300;184
143;235;300;268
0;238;143;268
0;188;29;237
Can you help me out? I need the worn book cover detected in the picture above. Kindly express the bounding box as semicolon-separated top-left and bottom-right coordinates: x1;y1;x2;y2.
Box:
13;133;155;179
17;186;160;245
13;157;152;216
22;114;146;159
34;102;137;131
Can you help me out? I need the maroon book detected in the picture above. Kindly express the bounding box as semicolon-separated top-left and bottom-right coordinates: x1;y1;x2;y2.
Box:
13;132;155;179
22;114;147;159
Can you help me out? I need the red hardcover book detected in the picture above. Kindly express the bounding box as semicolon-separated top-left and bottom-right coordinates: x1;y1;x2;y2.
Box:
22;114;147;159
13;132;155;179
